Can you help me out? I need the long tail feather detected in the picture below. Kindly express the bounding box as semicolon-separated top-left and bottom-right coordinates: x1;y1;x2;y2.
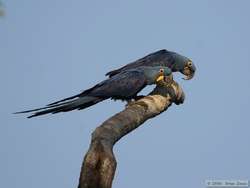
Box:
14;99;77;114
46;93;80;106
14;96;104;118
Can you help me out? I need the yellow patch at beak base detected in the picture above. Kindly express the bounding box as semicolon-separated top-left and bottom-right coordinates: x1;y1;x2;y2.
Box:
156;75;164;82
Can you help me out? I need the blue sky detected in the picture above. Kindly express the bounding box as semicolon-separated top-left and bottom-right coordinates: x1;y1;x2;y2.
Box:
1;1;250;187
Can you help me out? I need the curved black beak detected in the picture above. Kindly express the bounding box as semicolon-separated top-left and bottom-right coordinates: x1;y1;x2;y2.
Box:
182;72;195;80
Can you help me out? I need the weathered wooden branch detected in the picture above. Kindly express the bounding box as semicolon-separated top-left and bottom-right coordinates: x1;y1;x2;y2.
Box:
78;79;185;188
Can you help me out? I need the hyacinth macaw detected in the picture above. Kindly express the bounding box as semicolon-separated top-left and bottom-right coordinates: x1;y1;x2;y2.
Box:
15;66;172;118
106;49;196;80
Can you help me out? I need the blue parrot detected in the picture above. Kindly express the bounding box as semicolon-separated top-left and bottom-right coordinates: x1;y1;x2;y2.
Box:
15;66;172;118
106;49;196;80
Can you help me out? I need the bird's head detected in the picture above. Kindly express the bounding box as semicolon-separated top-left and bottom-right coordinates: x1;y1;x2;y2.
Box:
171;52;196;80
141;66;172;85
154;67;172;83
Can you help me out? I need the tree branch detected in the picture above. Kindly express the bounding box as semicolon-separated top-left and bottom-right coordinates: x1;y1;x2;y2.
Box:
78;79;185;188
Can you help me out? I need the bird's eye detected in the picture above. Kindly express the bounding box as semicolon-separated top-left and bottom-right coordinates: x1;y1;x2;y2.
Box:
187;61;192;67
159;69;164;73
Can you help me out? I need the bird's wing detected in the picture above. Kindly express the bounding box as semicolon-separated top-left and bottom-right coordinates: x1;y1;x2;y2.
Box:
90;70;147;99
46;70;147;106
105;49;172;77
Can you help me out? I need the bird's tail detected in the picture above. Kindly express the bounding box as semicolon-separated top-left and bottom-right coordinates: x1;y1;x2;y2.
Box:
14;96;104;118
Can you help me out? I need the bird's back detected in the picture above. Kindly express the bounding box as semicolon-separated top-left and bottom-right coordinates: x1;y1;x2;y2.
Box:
106;49;174;77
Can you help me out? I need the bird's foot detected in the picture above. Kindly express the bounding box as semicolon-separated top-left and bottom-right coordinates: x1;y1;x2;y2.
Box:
125;96;146;107
125;99;133;107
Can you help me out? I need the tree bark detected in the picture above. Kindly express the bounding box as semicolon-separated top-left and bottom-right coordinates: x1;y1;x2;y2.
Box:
78;79;185;188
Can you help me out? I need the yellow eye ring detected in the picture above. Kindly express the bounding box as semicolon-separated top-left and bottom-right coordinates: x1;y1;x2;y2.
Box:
159;68;164;73
187;61;192;67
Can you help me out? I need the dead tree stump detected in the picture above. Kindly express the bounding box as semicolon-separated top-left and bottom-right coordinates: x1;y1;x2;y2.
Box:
78;79;185;188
